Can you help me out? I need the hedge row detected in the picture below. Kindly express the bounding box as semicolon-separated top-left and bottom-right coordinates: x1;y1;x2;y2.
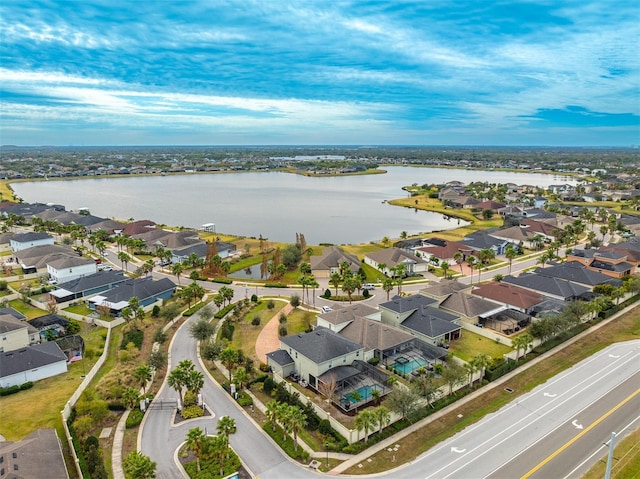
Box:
183;302;207;317
214;304;235;319
211;278;233;284
0;381;33;396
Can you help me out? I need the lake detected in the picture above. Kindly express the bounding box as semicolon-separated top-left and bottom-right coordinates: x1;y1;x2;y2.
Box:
11;167;576;244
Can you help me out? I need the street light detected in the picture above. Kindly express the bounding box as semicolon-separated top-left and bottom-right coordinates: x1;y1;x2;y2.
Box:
325;442;329;468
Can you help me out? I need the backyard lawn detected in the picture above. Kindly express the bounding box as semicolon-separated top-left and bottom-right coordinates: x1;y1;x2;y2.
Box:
8;299;48;319
64;302;94;317
0;323;106;441
448;329;513;362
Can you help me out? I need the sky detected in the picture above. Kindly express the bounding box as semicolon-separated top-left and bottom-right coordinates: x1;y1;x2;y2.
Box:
1;1;638;147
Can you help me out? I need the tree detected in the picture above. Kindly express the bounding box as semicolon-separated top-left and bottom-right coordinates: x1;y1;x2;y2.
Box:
330;272;341;296
373;405;390;434
472;354;491;385
265;400;280;428
219;347;239;381
342;276;357;303
172;263;184;284
354;409;377;442
453;251;464;274
118;251;131;271
122;387;140;409
189;318;215;341
440;260;450;278
167;367;188;406
134;365;152;394
376;278;392;302
505;244;517;274
442;361;466;395
185;369;204;397
318;373;337;404
220;286;234;306
233;368;248;390
186;427;206;473
386;385;420;421
512;333;533;360
123;451;156;479
466;256;476;284
286;405;307;452
216;415;237;453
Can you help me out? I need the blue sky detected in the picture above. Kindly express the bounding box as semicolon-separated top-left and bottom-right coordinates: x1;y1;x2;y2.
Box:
1;1;638;146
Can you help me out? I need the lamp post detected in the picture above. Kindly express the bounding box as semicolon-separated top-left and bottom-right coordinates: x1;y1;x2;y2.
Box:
325;442;329;468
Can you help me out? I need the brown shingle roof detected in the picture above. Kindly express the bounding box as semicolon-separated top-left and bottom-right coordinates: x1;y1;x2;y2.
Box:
471;282;543;310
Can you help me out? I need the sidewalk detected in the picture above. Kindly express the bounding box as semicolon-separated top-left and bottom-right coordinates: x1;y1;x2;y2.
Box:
255;303;293;363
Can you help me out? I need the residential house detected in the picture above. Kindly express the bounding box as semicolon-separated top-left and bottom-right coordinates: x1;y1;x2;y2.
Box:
462;230;508;256
171;240;237;264
46;255;98;284
533;262;622;289
503;273;590;301
471;282;544;314
88;277;176;315
439;292;506;324
489;225;548;250
419;280;473;302
0;314;39;352
364;247;429;276
0;232;16;252
415;238;475;265
29;314;70;340
567;249;635;278
132;229;201;251
379;294;462;345
49;270;128;303
10;232;54;252
267;327;365;389
0;429;70;479
14;244;80;274
0;342;68;388
310;246;360;278
120;219;156;236
474;200;506;213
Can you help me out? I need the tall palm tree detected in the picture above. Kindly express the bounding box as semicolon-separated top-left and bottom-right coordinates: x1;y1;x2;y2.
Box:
134;364;152;394
382;277;394;301
185;427;206;472
453;251;463;274
287;406;307;452
505;244;517;274
172;263;184;284
354;409;377;442
342;277;357;303
466;256;476;284
330;272;341;296
167;367;187;406
216;415;237;451
118;251;131;272
373;406;390;434
265;400;280;429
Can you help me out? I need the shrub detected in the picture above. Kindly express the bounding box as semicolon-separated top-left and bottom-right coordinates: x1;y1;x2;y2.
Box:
278;326;288;336
279;312;287;324
319;419;333;435
220;322;235;341
151;305;160;317
323;288;331;298
19;381;33;390
181;405;205;419
367;357;380;366
251;316;261;326
154;328;167;344
264;282;287;288
0;280;7;291
237;390;253;407
211;278;233;284
125;409;144;428
267;299;275;309
0;385;20;396
107;402;126;411
120;328;143;350
363;289;370;298
214;304;235;319
263;376;276;394
251;294;259;302
290;294;300;307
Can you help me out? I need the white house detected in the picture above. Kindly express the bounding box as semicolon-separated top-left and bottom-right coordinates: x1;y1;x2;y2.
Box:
0;314;39;353
10;232;54;253
47;256;98;284
364;247;429;276
0;342;68;388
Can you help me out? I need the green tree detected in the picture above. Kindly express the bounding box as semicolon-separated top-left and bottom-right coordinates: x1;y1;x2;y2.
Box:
122;387;140;409
172;263;184;284
123;451;156;479
118;251;131;271
286;405;307;452
342;276;358;303
512;333;533;360
373;405;391;434
185;427;206;473
219;347;239;381
330;272;341;296
354;409;377;442
189;318;215;341
134;364;152;394
505;244;517;274
386;384;420;421
442;361;466;395
216;415;237;453
382;277;395;301
453;251;464;274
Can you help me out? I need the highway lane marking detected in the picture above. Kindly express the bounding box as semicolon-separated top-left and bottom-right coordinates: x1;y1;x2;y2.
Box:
520;387;640;479
571;419;583;430
420;348;640;479
543;392;557;397
562;414;640;479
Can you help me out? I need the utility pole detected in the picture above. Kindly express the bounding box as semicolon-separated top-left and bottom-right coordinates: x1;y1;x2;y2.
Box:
604;431;616;479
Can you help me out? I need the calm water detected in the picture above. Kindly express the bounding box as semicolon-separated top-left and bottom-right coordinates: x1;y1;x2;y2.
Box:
12;167;575;244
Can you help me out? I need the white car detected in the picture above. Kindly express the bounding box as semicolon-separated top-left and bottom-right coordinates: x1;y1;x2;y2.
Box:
321;306;333;313
362;283;375;290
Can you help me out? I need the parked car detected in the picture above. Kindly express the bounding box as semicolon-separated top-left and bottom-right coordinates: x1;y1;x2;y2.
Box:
321;306;333;313
362;283;375;290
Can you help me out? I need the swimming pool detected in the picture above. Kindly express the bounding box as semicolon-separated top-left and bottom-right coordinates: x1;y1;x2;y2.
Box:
344;385;381;403
393;356;428;374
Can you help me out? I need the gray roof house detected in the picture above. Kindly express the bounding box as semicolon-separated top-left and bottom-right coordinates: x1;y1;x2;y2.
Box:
9;231;54;252
503;273;590;301
462;230;509;255
0;314;39;352
0;429;70;479
49;270;128;303
267;327;365;390
364;247;429;276
439;292;506;322
310;246;361;278
0;341;68;388
533;262;621;288
14;244;79;272
88;277;176;315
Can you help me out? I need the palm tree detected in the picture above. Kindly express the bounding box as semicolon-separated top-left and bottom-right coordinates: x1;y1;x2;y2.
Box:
354;409;377;442
265;400;280;428
330;272;341;296
472;354;491;385
287;406;307;452
466;256;476;284
122;387;140;409
216;415;237;452
134;364;152;394
440;260;450;278
505;244;517;274
118;251;131;271
219;347;239;381
464;361;477;388
512;333;533;360
167;367;187;406
172;263;184;284
342;277;357;303
373;406;390;434
186;427;206;472
453;251;464;274
382;277;394;300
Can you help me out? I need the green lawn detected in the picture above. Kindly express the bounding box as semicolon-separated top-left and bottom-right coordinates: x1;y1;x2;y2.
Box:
64;303;94;316
231;300;286;361
285;307;316;335
0;323;106;441
448;330;513;362
8;299;47;319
